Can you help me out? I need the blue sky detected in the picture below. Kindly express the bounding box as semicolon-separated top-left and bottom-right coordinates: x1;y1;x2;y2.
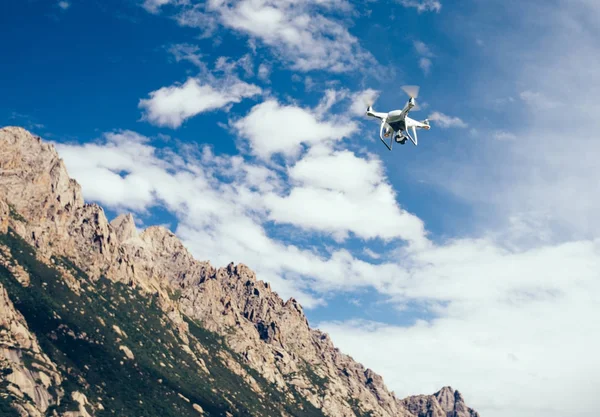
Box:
2;1;600;416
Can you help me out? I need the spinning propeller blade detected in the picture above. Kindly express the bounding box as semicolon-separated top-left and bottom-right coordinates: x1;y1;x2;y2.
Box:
401;85;420;99
362;94;377;109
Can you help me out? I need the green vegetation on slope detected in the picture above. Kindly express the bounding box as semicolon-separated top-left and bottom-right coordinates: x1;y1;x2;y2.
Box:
7;204;27;223
0;228;329;416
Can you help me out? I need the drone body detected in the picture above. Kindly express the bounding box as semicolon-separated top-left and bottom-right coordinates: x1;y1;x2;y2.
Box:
365;85;431;150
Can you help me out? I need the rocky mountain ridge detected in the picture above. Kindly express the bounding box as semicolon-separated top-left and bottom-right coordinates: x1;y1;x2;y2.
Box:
0;126;480;417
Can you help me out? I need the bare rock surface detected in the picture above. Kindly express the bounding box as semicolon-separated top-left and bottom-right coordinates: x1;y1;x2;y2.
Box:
0;283;63;415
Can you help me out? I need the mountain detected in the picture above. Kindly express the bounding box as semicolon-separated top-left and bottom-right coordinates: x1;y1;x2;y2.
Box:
0;126;480;417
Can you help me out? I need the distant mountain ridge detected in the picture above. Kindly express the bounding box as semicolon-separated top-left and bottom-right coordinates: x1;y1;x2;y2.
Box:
0;126;480;417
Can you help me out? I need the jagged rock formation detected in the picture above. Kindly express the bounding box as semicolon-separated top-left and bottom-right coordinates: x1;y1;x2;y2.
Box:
0;126;480;417
401;386;479;417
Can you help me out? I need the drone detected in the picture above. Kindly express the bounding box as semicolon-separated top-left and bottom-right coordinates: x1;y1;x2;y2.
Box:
365;85;431;151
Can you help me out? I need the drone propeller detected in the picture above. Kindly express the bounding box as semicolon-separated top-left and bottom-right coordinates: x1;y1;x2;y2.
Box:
362;95;376;110
401;85;420;99
401;85;421;110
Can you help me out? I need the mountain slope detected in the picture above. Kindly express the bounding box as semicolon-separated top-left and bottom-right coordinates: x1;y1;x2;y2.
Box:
0;126;480;417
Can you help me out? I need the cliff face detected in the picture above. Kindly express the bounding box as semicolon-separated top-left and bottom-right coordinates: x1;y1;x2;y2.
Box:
0;126;480;417
0;282;63;417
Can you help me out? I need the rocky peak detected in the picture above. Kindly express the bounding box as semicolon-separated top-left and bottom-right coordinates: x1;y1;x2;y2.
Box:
110;213;138;243
435;386;456;410
0;126;84;220
140;225;178;246
433;386;477;416
401;386;480;417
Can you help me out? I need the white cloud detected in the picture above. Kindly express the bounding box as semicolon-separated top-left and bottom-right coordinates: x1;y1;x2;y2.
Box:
58;1;70;10
161;0;376;73
263;145;428;245
418;57;432;75
257;63;271;81
314;89;347;115
427;111;468;128
413;40;434;57
142;0;171;14
215;54;254;77
232;98;357;160
139;77;261;128
142;0;188;14
492;130;517;141
288;146;383;195
398;0;442;13
519;90;560;109
414;41;434;75
320;238;600;417
175;6;218;37
168;43;205;69
54;131;164;212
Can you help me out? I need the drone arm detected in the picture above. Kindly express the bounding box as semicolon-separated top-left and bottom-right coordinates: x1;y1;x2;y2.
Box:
367;109;388;120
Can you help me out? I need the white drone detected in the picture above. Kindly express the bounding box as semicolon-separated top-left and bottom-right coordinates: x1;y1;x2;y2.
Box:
366;85;431;150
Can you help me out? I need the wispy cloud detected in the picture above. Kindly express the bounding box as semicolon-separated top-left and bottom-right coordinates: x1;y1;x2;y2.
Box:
414;41;435;75
142;0;188;14
418;58;432;75
257;63;271;82
519;90;560;109
58;1;70;10
414;40;434;57
8;112;45;131
427;111;468;128
398;0;442;13
167;43;205;69
143;0;378;73
492;130;517;141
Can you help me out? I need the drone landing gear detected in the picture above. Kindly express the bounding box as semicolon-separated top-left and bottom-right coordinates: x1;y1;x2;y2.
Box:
380;133;394;151
380;132;408;150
